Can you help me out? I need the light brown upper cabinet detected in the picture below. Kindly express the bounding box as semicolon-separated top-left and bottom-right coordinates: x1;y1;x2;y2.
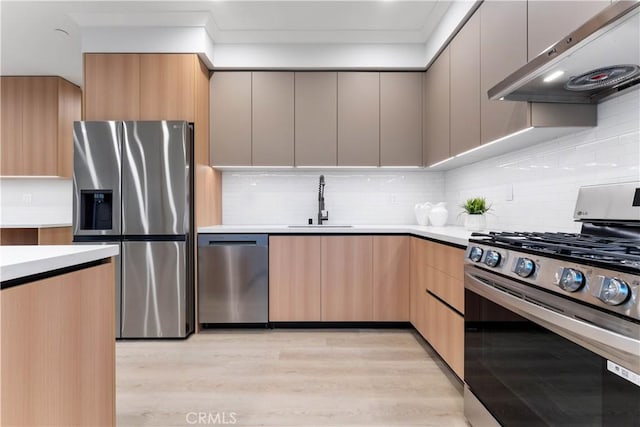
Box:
57;79;82;178
139;54;195;121
450;12;480;156
85;53;200;122
1;76;80;177
527;1;611;61
269;236;321;321
210;72;252;166
373;236;410;321
423;48;451;166
1;77;23;176
321;236;373;321
294;72;338;166
84;53;140;120
380;73;423;166
252;72;294;166
480;1;530;144
337;72;380;166
22;77;58;176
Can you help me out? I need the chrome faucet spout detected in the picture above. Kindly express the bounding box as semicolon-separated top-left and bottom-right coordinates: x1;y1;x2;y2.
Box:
317;175;328;225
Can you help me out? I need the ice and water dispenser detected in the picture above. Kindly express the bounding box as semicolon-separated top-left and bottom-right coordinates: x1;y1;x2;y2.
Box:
80;190;113;230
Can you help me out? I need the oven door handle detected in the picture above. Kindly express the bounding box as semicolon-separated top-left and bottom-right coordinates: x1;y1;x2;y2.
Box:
465;269;640;373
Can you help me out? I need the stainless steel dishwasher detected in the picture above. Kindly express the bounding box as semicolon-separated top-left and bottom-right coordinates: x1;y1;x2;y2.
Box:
197;234;268;324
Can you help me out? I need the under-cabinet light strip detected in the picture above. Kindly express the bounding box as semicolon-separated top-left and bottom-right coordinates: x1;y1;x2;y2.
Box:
428;127;535;168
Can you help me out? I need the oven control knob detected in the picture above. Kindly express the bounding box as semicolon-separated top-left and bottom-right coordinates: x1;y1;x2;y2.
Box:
558;268;585;292
514;258;536;278
484;250;501;267
469;247;483;262
598;277;630;306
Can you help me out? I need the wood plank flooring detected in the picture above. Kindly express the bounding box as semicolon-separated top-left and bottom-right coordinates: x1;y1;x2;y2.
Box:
116;329;466;426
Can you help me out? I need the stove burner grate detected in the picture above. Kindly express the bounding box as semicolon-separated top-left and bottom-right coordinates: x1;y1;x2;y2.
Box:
471;231;640;271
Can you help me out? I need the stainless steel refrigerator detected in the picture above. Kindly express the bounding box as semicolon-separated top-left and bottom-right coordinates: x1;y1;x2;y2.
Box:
73;121;194;339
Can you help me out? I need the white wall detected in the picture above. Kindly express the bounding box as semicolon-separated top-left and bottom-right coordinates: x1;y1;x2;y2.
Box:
444;91;640;232
423;0;477;68
0;178;73;226
212;43;427;70
222;170;445;225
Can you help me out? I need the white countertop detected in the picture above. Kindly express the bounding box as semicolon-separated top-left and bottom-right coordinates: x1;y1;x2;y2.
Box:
0;223;72;229
197;225;474;247
0;245;119;283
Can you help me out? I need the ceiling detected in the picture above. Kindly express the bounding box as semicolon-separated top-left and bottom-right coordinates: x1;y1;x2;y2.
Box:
0;1;463;86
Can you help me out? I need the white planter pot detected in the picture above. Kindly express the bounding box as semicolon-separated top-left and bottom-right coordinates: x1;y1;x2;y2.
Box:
464;214;486;231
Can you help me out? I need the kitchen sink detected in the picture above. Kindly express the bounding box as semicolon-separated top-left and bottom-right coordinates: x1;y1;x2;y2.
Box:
287;225;354;228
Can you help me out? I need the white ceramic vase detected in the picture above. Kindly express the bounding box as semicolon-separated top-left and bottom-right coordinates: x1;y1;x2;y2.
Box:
464;213;486;231
428;202;448;227
414;202;432;226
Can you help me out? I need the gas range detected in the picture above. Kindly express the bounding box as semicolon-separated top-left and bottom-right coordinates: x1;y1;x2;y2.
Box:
465;232;640;322
463;181;640;427
464;181;640;324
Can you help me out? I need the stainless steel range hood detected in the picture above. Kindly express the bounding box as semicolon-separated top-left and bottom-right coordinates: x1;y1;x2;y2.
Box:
489;1;640;104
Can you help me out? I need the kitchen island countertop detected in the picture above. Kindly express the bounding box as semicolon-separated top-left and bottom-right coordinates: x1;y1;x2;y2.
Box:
0;245;119;284
197;225;474;247
0;223;72;228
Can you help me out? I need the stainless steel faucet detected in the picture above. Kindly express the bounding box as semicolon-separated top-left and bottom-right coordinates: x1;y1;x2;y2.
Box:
318;175;328;225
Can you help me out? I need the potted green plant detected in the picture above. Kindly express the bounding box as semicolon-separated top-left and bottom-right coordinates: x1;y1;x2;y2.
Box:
461;197;491;231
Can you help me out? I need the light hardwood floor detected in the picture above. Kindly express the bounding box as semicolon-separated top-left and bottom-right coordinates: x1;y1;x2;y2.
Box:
116;329;467;427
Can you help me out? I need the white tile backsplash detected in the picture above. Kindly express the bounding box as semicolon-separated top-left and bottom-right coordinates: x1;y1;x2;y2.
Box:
0;178;73;226
224;91;638;230
444;91;640;232
222;170;445;225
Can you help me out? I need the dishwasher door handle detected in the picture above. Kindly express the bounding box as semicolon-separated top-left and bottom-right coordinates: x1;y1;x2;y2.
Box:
198;234;268;247
207;241;259;246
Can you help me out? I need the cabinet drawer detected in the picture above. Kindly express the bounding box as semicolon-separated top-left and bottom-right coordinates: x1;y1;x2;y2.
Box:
426;266;464;314
425;241;465;281
426;292;464;379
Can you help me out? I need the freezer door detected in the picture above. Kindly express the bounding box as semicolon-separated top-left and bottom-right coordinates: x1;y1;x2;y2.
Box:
73;121;122;236
122;121;190;236
121;241;190;338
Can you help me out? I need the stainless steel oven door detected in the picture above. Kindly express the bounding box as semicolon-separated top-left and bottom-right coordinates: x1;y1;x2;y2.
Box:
465;265;640;372
464;264;640;427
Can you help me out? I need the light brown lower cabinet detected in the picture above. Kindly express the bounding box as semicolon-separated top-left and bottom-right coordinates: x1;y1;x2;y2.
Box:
1;261;115;426
410;236;465;379
269;236;321;321
425;241;465;313
269;235;410;322
0;226;72;245
373;236;410;321
321;236;373;321
426;292;464;379
410;237;429;337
